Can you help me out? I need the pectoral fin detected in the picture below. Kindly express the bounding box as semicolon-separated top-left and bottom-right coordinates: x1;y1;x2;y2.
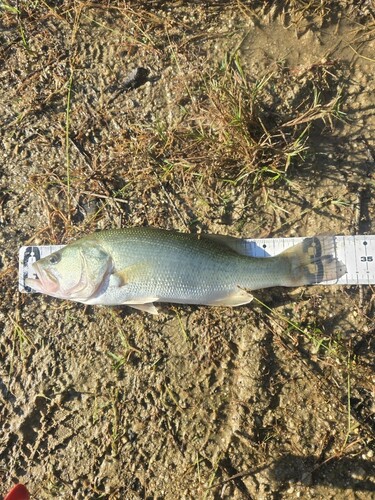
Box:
205;287;253;307
110;263;159;314
112;262;150;287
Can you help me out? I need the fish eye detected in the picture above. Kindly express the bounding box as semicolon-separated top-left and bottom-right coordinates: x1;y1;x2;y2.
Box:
49;252;61;265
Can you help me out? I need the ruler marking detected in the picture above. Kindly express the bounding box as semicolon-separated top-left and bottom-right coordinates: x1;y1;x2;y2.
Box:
343;239;349;283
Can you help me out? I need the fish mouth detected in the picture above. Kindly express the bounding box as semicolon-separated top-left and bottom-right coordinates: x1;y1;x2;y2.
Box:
26;262;60;294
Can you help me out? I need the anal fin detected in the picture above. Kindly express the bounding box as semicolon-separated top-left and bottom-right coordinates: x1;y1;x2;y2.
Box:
205;287;253;307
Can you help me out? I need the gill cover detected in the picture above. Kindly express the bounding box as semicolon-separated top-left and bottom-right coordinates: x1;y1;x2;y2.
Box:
27;241;112;301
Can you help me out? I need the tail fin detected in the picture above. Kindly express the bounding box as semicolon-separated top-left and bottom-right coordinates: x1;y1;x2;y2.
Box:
280;236;347;286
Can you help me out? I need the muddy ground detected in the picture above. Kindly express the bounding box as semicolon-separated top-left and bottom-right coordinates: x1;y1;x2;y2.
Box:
0;1;374;498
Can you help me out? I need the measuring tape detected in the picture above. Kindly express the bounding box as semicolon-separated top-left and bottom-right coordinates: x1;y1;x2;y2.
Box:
18;235;375;293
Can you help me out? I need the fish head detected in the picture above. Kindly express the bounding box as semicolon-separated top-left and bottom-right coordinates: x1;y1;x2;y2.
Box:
26;241;112;301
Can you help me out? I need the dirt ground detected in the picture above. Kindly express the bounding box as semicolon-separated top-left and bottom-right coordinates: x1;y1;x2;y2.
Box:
0;1;374;498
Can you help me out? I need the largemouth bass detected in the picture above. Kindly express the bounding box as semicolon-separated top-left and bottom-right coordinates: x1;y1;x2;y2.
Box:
25;228;346;314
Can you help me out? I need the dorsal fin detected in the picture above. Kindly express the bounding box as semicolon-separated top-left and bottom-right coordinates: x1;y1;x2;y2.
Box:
201;234;248;256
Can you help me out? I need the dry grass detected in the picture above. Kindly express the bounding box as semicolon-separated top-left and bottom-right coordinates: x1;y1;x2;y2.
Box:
0;0;358;242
